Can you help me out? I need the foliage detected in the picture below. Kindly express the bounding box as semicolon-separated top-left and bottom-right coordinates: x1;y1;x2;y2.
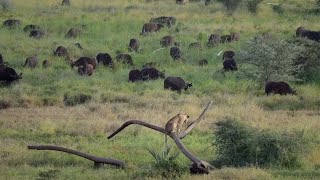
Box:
146;146;185;178
289;38;320;84
213;117;309;168
246;0;263;14
237;35;304;84
216;0;243;13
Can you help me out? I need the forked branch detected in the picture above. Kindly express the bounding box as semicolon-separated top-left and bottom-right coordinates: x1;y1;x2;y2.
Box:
28;145;125;168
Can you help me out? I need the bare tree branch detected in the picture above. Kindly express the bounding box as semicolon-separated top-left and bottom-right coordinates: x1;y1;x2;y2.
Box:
108;120;165;139
28;145;125;168
178;101;213;139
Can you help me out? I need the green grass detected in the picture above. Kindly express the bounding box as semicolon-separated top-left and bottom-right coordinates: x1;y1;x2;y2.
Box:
0;0;320;179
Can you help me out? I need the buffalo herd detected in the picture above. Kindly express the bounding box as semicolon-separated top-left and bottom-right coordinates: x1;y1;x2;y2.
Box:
2;2;315;96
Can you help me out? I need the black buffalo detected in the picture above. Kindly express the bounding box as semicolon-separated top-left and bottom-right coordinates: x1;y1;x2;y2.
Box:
141;67;165;80
208;34;221;46
71;57;97;69
23;56;38;68
296;26;320;42
170;47;182;61
54;46;68;57
265;81;296;95
3;19;21;29
78;63;93;76
42;60;51;68
96;53;113;68
141;23;164;36
164;76;192;94
128;69;144;82
23;24;41;33
149;16;176;27
61;0;70;6
29;30;45;38
0;66;22;84
116;53;133;66
128;38;140;52
160;35;176;47
223;59;237;71
222;50;235;60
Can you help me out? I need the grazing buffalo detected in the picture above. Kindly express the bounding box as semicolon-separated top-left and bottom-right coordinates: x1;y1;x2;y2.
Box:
176;0;188;4
128;38;140;52
128;69;143;82
222;50;235;60
208;34;221;46
150;16;176;27
221;32;240;43
0;66;22;84
29;30;45;38
3;19;21;29
265;81;296;95
141;23;164;35
78;63;93;76
23;56;38;68
71;57;97;69
116;53;133;66
54;46;68;57
170;47;182;61
96;53;113;68
23;24;41;33
164;76;192;94
296;26;320;42
230;32;240;41
199;59;208;66
61;0;70;6
42;60;51;68
160;35;176;47
141;67;165;80
223;59;237;71
65;28;81;38
188;42;202;49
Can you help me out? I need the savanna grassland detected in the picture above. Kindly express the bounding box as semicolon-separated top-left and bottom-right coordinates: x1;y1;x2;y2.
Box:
0;0;320;179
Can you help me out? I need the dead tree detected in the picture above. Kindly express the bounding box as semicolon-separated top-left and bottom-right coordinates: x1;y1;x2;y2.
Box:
108;101;214;174
27;145;125;168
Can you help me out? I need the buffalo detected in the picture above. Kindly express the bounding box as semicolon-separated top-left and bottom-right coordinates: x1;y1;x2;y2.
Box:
42;60;51;68
65;28;81;38
223;59;237;71
188;42;202;49
160;35;176;47
221;32;240;43
164;76;192;94
3;19;21;29
61;0;70;6
0;66;22;84
78;63;93;76
128;38;140;52
222;50;235;60
96;53;113;68
296;26;320;42
141;67;165;80
176;0;188;4
149;16;176;27
141;23;164;35
23;24;41;33
116;53;133;66
71;57;97;69
54;46;68;57
199;59;208;66
23;56;38;68
170;47;182;61
128;69;144;82
29;30;45;39
265;81;296;95
208;34;221;46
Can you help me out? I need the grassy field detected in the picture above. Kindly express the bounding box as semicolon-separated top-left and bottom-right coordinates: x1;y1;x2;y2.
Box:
0;0;320;179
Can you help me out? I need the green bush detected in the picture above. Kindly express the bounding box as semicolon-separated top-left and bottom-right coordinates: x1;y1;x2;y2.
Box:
237;35;304;85
213;117;309;168
246;0;263;14
63;93;92;106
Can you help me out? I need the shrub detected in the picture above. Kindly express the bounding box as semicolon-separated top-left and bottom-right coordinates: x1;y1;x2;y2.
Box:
216;0;242;13
213;117;309;168
237;35;304;85
246;0;263;14
63;93;92;106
